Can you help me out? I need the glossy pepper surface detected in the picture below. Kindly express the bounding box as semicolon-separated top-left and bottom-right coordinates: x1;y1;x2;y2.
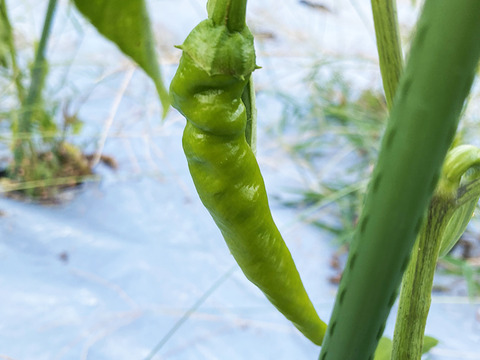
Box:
169;1;326;345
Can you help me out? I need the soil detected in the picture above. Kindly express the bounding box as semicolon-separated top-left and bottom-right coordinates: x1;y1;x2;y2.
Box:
0;143;116;203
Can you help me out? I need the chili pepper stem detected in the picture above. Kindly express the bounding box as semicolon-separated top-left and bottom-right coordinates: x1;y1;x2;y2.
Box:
242;77;257;153
207;0;247;32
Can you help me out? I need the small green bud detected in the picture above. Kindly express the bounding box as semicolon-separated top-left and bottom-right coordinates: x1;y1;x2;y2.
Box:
436;145;480;198
435;145;480;257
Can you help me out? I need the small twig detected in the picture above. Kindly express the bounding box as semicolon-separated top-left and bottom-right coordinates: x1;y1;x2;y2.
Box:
148;136;194;200
143;266;237;360
298;0;332;12
121;136;142;174
70;267;138;310
0;174;100;193
291;180;368;227
90;66;135;168
80;311;142;360
52;310;142;360
142;134;159;173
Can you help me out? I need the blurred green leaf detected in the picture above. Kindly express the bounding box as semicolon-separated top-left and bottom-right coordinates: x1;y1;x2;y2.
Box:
422;335;439;354
71;118;83;135
439;254;480;296
373;335;438;360
0;0;12;68
374;337;392;360
439;198;477;257
73;0;169;116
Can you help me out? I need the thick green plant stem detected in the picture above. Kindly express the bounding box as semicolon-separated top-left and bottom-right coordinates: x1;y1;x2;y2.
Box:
391;200;448;360
13;0;57;174
319;1;480;359
0;0;25;103
371;0;403;109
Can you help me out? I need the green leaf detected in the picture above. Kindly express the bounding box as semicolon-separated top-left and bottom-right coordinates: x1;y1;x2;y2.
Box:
374;337;393;360
438;197;477;257
70;118;83;135
73;0;169;117
373;335;438;360
422;335;439;354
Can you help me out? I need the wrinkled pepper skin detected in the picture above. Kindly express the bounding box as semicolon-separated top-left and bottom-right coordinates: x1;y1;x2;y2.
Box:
170;17;327;345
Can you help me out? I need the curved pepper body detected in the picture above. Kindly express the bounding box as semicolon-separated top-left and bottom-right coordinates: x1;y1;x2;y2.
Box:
170;18;326;345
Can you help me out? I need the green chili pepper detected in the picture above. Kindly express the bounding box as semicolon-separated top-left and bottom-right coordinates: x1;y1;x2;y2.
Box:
170;0;326;345
319;1;480;359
